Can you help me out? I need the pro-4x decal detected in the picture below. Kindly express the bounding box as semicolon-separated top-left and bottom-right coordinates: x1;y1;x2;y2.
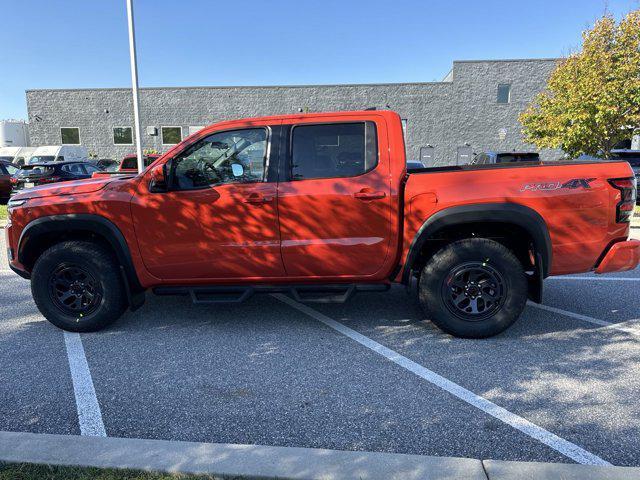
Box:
521;178;596;192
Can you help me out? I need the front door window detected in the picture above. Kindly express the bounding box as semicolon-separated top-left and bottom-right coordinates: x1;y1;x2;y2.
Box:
172;128;268;190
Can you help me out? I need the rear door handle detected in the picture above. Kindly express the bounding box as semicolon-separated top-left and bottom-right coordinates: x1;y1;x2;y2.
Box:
354;189;386;200
244;192;273;204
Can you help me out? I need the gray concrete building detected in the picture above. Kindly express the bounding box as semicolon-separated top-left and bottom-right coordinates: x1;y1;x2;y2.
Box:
25;58;564;164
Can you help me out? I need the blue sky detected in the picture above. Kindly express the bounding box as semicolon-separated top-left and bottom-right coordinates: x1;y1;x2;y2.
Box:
1;0;638;120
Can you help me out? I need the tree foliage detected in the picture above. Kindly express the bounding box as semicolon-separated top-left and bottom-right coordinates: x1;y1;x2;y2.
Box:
519;10;640;158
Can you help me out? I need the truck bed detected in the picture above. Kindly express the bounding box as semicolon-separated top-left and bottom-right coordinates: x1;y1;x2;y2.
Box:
403;160;633;275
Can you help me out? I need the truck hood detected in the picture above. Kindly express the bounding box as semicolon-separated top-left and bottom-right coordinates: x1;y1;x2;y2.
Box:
12;177;115;200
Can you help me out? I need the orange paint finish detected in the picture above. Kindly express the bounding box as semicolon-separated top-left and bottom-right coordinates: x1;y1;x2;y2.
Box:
595;240;640;274
401;162;633;276
276;112;401;280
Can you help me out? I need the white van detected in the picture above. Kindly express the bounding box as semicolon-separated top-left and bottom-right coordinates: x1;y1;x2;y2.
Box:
0;146;37;166
28;145;88;164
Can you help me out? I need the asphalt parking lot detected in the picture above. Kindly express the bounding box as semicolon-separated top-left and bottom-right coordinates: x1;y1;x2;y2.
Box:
1;232;639;468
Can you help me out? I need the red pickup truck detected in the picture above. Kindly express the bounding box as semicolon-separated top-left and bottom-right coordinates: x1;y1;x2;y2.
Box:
5;111;639;338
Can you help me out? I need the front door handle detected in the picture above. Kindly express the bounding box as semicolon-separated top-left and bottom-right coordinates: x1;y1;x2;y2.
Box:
244;192;273;204
354;189;386;200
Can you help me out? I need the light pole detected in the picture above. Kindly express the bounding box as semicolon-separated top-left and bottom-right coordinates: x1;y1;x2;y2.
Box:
126;0;144;173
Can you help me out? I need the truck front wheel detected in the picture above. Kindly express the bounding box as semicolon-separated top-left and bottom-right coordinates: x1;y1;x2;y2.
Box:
418;238;527;338
31;241;128;332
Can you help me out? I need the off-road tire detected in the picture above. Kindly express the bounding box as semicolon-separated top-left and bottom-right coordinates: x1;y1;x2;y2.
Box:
31;241;127;332
418;238;527;338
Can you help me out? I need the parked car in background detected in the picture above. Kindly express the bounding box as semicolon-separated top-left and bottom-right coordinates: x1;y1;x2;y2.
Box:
28;145;88;164
0;146;37;166
90;158;119;171
11;161;101;194
0;160;19;204
611;150;640;203
473;151;540;165
118;153;160;172
407;159;425;170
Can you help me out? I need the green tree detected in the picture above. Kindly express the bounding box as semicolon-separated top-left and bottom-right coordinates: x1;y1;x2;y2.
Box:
520;10;640;159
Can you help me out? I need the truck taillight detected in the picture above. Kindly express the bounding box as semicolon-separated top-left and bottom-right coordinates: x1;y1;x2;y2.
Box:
608;177;637;223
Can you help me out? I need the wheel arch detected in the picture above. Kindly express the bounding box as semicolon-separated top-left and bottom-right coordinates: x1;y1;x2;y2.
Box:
402;203;552;286
18;214;143;293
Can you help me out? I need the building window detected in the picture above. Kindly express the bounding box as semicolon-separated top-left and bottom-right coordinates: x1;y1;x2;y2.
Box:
497;84;511;104
457;145;473;165
419;146;434;167
162;126;182;145
61;127;80;144
113;126;133;145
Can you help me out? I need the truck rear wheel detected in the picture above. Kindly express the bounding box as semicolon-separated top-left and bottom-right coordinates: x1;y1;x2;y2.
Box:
31;241;128;332
418;238;527;338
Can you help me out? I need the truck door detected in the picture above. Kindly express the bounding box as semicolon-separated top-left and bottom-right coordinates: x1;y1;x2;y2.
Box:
130;125;286;280
277;119;393;278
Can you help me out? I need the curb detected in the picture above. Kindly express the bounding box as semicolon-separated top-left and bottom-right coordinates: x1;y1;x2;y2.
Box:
0;431;484;480
483;460;640;479
3;431;640;480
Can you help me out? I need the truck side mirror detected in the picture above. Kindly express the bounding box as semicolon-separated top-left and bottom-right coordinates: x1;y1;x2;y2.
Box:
149;164;168;193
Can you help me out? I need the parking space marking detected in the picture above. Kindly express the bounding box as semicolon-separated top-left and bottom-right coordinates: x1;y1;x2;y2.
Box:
548;277;640;282
273;293;611;466
528;302;640;336
527;302;611;327
63;332;106;437
601;318;640;336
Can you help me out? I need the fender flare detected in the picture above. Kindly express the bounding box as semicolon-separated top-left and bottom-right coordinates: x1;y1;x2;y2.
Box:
18;213;142;292
402;203;552;283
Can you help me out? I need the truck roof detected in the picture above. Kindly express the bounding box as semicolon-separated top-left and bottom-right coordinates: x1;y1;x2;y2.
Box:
207;110;401;129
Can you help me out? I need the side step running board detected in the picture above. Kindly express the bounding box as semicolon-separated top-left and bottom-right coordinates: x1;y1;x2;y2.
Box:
153;284;390;305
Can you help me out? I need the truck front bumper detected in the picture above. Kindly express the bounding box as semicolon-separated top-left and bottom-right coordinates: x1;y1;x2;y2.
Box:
595;239;640;274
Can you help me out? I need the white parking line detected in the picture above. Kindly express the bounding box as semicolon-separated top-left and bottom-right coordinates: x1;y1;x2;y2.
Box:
526;301;612;327
548;276;640;282
528;302;640;336
273;293;611;466
63;331;106;437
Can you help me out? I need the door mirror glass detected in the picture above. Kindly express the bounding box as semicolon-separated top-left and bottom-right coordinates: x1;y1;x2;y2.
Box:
149;164;168;193
231;163;244;177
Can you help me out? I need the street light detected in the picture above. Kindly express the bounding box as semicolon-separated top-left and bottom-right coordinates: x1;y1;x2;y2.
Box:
125;0;144;173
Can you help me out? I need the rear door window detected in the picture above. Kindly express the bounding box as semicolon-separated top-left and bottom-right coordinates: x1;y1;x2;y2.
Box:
290;122;377;180
62;164;84;175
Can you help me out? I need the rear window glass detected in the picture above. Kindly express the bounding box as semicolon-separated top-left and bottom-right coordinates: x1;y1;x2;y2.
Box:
495;153;540;163
291;122;377;180
19;166;55;175
29;155;56;163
